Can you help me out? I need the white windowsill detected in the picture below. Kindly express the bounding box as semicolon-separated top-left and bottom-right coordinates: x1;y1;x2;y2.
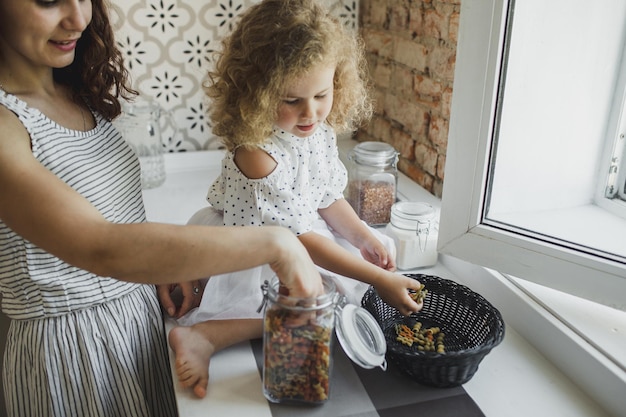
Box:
488;204;626;262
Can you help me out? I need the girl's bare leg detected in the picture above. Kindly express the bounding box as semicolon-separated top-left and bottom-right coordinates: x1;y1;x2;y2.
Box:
168;319;263;398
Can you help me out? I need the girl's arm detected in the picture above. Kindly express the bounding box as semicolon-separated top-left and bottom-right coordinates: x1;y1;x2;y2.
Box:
0;113;322;298
318;198;396;271
297;231;421;316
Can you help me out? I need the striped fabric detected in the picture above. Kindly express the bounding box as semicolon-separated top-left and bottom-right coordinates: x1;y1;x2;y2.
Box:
0;91;142;320
0;91;177;417
3;285;176;417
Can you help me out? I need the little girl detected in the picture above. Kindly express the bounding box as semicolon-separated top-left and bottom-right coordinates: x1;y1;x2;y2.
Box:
168;0;423;398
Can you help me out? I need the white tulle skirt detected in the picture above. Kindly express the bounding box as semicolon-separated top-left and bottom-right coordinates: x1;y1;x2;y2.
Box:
176;206;396;326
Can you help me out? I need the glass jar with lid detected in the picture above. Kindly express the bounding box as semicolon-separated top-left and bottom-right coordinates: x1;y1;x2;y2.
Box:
113;98;177;189
346;141;399;226
385;202;439;270
259;276;387;405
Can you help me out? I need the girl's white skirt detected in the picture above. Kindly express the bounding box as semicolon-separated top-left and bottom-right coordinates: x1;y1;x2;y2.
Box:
177;206;396;326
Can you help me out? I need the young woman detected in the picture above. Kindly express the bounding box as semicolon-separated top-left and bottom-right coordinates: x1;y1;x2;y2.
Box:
0;0;322;415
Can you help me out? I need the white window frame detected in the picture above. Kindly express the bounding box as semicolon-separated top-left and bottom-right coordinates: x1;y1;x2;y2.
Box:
439;0;626;308
438;0;626;415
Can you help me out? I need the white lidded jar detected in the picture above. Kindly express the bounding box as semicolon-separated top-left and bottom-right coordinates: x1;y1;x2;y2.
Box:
385;202;439;270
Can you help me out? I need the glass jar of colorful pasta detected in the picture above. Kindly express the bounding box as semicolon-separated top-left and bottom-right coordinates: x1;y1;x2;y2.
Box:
259;276;387;405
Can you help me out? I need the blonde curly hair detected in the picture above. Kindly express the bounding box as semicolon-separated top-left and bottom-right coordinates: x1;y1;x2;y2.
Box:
205;0;373;151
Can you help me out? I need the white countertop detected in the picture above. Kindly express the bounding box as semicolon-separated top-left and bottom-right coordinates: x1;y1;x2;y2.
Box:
143;149;611;417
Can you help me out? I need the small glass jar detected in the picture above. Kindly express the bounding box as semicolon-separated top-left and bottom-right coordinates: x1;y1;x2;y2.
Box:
114;99;168;189
346;142;399;226
259;276;386;405
385;202;439;270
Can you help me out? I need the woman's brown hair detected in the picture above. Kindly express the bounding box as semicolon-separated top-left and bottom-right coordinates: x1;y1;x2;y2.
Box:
54;0;136;120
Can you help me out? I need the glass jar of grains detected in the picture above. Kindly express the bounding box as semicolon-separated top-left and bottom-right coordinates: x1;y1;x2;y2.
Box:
259;276;387;405
346;142;398;226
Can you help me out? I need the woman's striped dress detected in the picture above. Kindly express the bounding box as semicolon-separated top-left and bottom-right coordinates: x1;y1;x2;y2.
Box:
0;90;177;417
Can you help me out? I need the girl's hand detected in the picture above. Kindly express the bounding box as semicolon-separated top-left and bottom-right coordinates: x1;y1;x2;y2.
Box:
157;280;205;318
374;273;423;316
318;199;397;271
360;236;397;271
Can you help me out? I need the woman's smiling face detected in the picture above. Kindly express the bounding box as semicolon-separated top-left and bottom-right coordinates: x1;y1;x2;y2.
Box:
0;0;92;71
276;63;335;138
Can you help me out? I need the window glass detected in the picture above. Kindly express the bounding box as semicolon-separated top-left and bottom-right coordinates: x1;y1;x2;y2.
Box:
485;0;626;262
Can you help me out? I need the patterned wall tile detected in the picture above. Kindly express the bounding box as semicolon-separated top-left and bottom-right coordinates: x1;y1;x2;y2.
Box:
111;0;359;152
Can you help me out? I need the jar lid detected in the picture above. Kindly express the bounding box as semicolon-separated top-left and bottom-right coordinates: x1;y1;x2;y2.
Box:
392;201;435;220
120;98;160;116
261;276;337;311
335;304;387;370
350;141;398;166
391;201;436;230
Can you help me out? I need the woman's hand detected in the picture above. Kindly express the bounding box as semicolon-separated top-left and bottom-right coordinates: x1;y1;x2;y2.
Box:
157;280;205;318
268;229;324;299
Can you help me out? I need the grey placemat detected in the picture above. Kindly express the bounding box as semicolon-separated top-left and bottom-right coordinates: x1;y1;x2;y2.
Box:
251;337;485;417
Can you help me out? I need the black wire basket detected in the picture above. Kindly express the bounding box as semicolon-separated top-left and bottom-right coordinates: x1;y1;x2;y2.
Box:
361;274;505;387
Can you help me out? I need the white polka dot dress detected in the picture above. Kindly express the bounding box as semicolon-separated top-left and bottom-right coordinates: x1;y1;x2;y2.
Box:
208;124;347;235
177;124;395;324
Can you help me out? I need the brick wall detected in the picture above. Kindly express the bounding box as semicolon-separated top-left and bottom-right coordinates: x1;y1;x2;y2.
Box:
356;0;460;198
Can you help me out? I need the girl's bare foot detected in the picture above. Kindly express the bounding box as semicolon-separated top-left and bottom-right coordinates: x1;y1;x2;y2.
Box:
168;325;215;398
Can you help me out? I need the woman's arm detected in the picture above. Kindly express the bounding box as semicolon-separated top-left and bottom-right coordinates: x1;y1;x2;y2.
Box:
0;114;321;298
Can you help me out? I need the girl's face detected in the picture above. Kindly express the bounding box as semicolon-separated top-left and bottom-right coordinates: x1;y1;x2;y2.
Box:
276;63;335;138
0;0;92;71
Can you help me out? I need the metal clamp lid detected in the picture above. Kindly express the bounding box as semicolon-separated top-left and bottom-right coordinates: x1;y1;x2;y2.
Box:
348;141;398;167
